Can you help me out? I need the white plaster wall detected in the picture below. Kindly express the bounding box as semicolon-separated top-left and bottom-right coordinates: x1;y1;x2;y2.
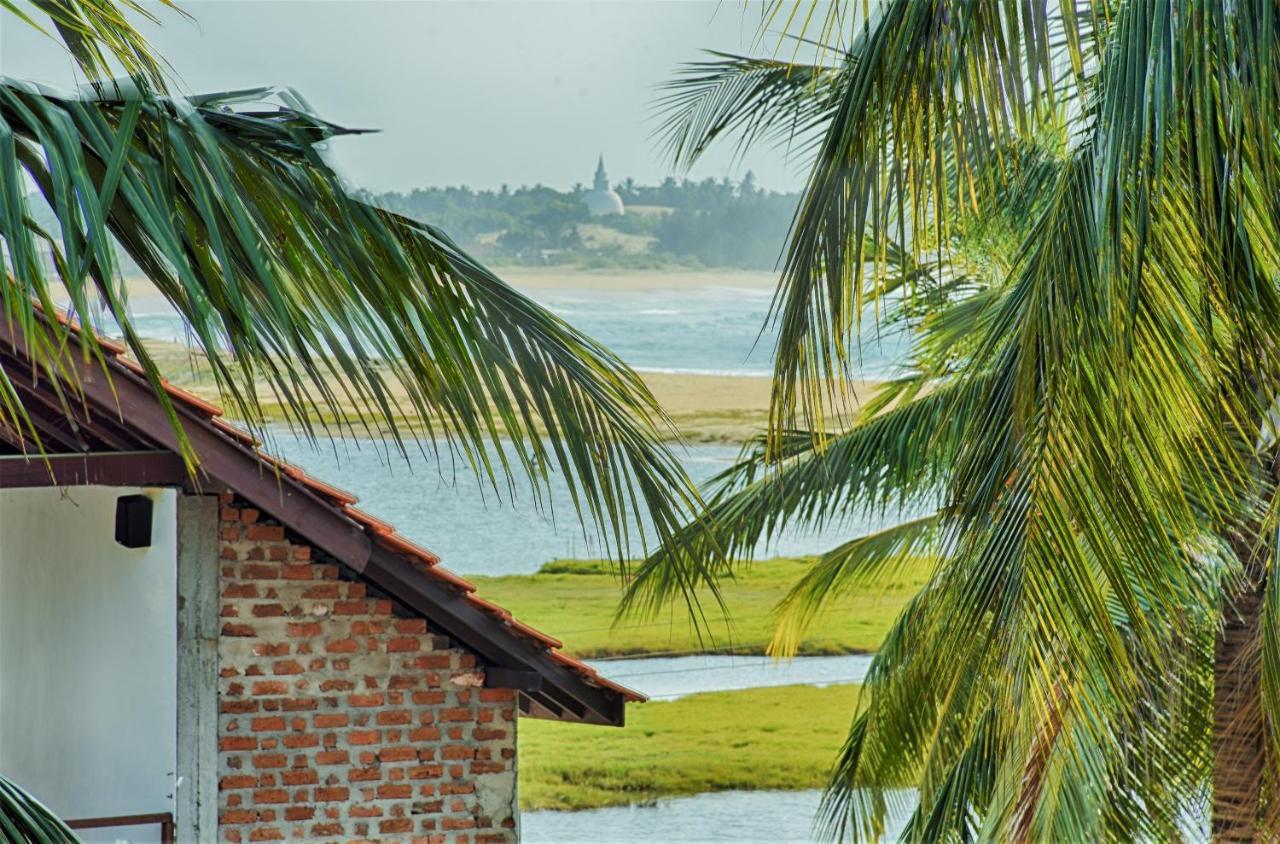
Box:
0;486;177;826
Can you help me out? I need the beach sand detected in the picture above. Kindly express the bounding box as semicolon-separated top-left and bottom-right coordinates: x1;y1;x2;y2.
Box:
99;270;877;443
639;371;876;442
495;266;781;293
113;266;781;300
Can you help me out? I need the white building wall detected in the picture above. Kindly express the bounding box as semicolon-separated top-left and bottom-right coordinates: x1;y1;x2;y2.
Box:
0;485;178;826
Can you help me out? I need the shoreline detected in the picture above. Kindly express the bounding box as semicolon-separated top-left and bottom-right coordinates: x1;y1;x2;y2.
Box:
111;266;784;302
493;265;782;294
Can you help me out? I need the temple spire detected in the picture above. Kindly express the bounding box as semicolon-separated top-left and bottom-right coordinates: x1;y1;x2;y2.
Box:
593;154;609;191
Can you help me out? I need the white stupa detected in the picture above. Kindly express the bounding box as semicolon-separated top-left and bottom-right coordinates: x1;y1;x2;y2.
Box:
583;155;624;217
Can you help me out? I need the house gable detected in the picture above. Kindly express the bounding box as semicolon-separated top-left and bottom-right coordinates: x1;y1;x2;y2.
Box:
0;313;641;727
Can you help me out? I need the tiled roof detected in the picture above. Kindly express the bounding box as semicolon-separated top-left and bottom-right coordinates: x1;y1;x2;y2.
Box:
39;307;646;705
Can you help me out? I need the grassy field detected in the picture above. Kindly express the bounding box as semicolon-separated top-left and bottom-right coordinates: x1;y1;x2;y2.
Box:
471;556;931;659
520;683;861;810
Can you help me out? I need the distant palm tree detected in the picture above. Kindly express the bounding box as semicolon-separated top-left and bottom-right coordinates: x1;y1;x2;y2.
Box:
1;1;694;543
633;3;1280;840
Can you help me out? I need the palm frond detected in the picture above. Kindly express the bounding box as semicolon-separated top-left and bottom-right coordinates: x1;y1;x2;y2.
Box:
655;51;845;173
770;513;940;657
621;374;981;618
0;774;77;842
0;80;699;560
10;0;179;89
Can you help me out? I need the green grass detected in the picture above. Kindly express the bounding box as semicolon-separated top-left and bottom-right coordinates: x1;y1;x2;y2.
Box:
471;556;931;659
520;683;861;810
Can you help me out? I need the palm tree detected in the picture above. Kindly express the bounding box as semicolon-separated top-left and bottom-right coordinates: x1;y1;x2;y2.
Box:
631;3;1280;840
0;1;696;834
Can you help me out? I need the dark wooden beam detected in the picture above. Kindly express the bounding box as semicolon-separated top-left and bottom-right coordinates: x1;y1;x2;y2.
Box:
0;352;137;452
363;547;625;726
485;667;542;692
0;451;189;488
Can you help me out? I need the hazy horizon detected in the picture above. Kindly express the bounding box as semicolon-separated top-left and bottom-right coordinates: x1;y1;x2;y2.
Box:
0;1;816;195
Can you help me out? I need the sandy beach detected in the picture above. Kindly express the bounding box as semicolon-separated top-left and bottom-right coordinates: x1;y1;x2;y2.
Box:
111;267;782;302
487;266;781;294
99;270;879;443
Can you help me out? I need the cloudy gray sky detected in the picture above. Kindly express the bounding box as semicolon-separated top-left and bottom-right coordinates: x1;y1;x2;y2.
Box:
0;1;812;193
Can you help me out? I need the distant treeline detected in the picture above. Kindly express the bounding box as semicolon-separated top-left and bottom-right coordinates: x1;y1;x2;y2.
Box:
362;173;798;270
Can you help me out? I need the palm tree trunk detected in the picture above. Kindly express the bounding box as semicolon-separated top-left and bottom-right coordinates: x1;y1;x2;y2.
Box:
1212;531;1267;842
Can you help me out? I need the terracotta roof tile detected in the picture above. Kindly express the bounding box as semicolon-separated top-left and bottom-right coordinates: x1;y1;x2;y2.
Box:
62;313;646;706
373;531;441;565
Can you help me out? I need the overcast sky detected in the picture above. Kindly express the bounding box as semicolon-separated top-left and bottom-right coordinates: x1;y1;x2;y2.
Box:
0;1;813;193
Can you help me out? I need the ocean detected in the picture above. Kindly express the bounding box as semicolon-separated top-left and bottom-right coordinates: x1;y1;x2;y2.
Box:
106;280;910;380
109;279;913;574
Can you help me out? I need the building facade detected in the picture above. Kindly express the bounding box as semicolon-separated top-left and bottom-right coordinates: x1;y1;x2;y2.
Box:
0;313;640;843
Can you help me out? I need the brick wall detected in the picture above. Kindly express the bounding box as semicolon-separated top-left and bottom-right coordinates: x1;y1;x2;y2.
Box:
216;496;518;843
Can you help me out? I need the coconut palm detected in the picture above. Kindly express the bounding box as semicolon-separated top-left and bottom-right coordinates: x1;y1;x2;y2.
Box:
631;3;1280;840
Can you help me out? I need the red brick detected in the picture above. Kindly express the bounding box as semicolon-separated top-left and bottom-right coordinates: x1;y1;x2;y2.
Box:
222;623;257;638
248;828;284;841
349;693;384;708
246;524;284;541
348;767;381;782
253;789;289;804
280;769;318;786
379;746;418;762
348;730;381;745
251;717;286;732
325;638;358;654
315;750;349;765
301;584;340;599
251;603;285;618
313;787;349;802
439;708;471;722
415;655;452;669
283;806;314;822
379;819;413;834
220;775;257;790
377;710;412;726
252;754;287;769
286;622;322;638
241;564;280;579
313;713;348;728
220;810;259;825
252;681;289;696
479;688;515;703
333;601;369;615
394;618;428;635
386;637;421;653
220;737;257;752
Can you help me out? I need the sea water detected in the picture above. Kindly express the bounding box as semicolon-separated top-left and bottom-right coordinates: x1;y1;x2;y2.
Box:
95;281;910;379
266;433;904;575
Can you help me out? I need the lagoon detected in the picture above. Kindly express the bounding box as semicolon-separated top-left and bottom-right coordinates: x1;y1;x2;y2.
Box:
523;789;914;843
269;433;888;575
587;653;874;700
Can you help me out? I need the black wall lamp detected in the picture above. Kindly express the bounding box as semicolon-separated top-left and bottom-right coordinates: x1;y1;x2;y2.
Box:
115;494;153;549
